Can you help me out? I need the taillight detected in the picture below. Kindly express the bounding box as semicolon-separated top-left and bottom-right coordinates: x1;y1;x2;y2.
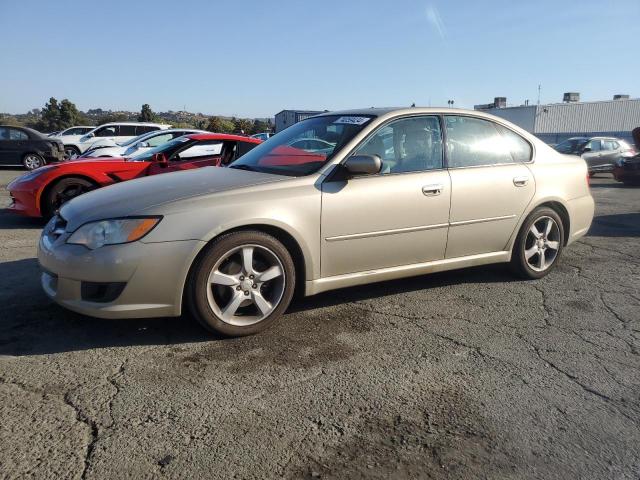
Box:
586;173;590;186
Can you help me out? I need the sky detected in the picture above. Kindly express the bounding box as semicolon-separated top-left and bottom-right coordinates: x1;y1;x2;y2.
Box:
1;0;639;117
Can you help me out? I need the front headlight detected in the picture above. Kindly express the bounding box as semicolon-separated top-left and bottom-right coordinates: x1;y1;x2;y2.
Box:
67;217;161;250
18;165;56;182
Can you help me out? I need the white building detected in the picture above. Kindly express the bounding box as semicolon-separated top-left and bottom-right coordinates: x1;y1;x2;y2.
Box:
475;94;640;144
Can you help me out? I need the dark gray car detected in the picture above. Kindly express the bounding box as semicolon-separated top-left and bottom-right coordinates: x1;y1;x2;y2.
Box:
554;136;636;175
0;125;64;169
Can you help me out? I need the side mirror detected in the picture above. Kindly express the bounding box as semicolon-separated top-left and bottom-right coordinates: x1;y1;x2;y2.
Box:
87;132;95;138
344;154;382;176
152;153;168;167
581;147;591;153
138;142;150;148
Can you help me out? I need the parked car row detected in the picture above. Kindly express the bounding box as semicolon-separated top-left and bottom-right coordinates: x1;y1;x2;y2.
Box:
32;108;595;337
51;122;171;160
8;133;261;218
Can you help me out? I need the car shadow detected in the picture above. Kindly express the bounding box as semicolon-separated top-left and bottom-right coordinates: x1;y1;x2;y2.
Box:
590;182;638;189
0;258;518;356
0;209;45;229
588;212;640;238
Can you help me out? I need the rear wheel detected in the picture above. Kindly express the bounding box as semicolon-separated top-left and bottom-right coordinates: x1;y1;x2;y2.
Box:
43;177;96;218
63;146;80;160
23;153;45;170
511;207;564;279
188;231;296;336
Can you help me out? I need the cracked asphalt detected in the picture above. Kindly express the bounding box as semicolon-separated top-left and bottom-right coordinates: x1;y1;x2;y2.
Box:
0;168;638;479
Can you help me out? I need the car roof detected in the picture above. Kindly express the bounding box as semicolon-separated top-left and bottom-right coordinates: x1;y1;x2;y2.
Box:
0;125;46;138
94;122;171;127
186;133;262;143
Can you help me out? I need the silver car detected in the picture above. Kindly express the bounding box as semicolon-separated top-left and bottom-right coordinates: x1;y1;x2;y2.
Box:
38;108;595;336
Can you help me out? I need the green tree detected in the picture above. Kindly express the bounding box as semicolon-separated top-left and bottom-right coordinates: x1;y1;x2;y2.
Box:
39;97;61;132
59;99;82;129
251;119;269;134
233;118;253;135
138;104;157;122
206;116;234;133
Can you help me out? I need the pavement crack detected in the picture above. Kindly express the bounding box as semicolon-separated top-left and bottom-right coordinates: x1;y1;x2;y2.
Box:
63;391;99;480
106;361;126;429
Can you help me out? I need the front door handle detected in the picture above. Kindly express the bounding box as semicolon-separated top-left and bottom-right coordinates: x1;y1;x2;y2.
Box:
513;176;529;187
422;184;443;196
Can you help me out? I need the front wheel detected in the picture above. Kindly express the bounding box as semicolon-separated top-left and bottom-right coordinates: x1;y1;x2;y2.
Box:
43;177;96;218
23;153;45;170
511;207;565;279
188;231;296;336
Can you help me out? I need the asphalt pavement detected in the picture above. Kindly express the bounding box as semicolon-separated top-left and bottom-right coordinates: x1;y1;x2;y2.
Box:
0;168;638;479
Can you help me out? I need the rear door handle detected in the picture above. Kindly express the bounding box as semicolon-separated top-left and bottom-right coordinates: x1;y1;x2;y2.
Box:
513;176;529;187
422;184;443;196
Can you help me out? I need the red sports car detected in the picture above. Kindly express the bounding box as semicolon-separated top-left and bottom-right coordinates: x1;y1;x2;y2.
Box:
8;133;261;218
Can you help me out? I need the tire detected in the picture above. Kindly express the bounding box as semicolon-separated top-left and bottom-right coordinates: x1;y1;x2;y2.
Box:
43;177;96;218
23;153;45;170
188;231;296;336
63;146;80;160
510;207;565;280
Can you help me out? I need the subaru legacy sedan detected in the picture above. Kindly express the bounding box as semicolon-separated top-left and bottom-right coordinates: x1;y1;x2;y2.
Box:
38;108;594;336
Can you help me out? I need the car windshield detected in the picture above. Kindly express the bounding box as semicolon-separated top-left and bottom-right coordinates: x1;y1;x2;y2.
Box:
554;138;588;154
229;114;374;176
128;136;191;161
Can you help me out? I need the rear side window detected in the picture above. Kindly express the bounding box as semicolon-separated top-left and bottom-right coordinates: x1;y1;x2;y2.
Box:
146;133;173;147
136;125;159;135
444;116;513;167
118;125;137;136
603;140;617;150
9;128;29;140
495;124;533;162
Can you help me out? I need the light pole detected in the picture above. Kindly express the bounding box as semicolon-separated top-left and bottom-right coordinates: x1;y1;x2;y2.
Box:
447;99;455;108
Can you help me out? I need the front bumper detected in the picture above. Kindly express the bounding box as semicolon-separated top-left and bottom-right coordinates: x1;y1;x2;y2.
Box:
38;230;205;319
7;179;41;217
613;165;640;183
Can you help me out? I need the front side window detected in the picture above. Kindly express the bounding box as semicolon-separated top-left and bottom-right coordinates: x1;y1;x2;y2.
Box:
229;114;374;176
9;128;29;140
95;126;118;137
554;138;587;154
354;115;443;174
445;116;513;168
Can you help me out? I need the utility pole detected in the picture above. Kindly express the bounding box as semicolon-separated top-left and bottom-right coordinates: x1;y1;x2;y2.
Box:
537;85;541;106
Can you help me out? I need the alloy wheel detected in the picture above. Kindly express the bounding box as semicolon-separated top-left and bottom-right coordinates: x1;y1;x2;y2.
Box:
523;216;561;272
24;154;42;170
206;244;286;326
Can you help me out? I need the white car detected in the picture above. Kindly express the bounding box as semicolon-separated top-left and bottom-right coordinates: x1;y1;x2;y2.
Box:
52;122;171;159
81;128;206;158
47;126;95;138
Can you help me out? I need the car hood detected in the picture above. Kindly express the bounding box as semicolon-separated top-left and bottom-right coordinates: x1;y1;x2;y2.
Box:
60;166;285;231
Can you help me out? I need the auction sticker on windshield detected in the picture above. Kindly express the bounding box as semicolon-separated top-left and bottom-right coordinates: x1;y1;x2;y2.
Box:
334;116;371;125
